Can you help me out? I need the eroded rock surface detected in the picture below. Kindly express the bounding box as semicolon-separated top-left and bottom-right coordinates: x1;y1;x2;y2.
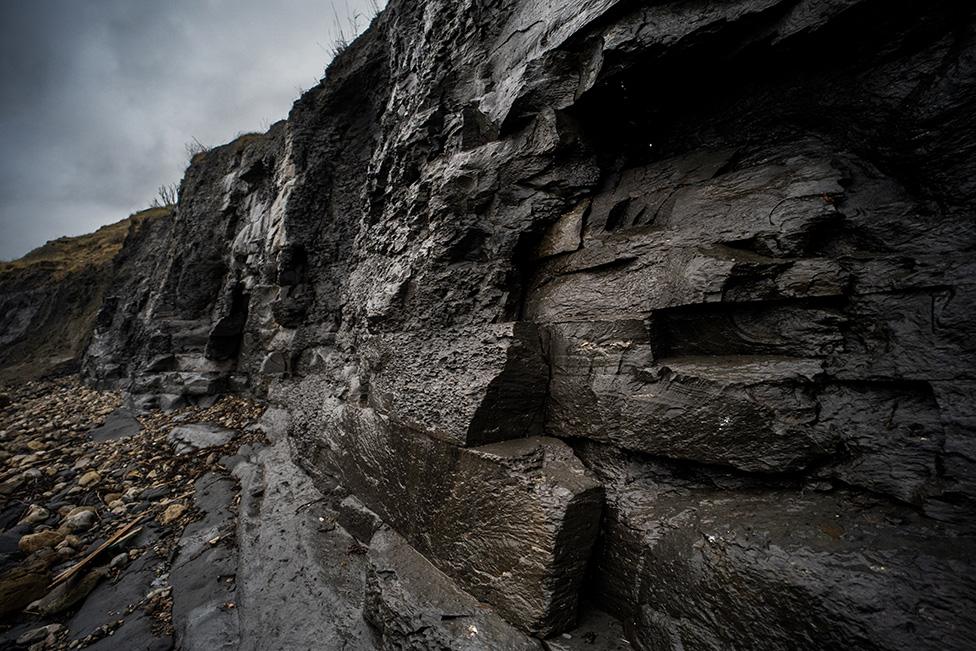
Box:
1;0;974;648
365;529;542;651
294;398;603;636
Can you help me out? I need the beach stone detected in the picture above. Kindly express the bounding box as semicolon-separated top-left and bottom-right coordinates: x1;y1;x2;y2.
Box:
159;503;188;525
63;509;97;532
77;471;101;488
18;504;50;526
168;423;236;455
19;530;64;554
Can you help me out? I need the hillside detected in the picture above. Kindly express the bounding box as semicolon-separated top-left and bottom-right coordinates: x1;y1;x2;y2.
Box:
0;208;169;381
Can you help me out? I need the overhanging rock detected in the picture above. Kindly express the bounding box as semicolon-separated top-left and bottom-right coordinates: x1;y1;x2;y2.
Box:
360;322;549;446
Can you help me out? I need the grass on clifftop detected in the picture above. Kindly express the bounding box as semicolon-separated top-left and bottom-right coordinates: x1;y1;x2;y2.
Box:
0;207;170;280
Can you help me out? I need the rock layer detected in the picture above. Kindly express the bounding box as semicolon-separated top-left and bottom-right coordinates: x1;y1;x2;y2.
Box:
0;0;973;648
293;398;602;636
364;529;543;650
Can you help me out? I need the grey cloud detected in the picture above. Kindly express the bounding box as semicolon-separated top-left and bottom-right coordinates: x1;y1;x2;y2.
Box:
0;0;382;260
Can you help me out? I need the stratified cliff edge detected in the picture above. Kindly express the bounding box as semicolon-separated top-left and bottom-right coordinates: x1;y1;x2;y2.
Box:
16;0;976;648
0;208;170;382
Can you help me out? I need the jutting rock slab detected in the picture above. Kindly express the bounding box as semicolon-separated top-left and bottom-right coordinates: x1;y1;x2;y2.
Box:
365;528;543;650
169;423;237;455
306;403;604;637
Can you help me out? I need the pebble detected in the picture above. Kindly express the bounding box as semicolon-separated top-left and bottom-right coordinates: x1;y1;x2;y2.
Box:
63;509;97;532
159;503;188;525
73;456;93;470
109;552;129;570
19;530;64;554
77;470;101;487
56;545;76;559
18;504;50;526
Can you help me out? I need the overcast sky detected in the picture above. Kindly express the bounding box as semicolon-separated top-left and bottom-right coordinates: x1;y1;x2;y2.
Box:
0;0;382;260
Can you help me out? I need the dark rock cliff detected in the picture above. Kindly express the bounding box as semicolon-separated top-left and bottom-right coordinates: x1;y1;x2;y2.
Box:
0;208;169;382
8;0;976;648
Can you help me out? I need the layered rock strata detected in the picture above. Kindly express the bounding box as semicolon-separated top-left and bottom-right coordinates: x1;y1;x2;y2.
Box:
22;0;972;647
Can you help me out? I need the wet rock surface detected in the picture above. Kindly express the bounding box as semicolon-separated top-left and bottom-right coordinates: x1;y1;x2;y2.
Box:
298;399;603;636
170;474;240;651
365;529;542;651
230;425;377;651
2;0;976;649
86;408;142;443
0;377;265;649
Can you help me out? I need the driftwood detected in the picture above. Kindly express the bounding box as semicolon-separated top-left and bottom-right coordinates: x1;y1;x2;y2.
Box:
50;515;144;587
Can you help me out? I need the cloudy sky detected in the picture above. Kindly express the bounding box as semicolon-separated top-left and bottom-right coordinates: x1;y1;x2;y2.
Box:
0;0;382;260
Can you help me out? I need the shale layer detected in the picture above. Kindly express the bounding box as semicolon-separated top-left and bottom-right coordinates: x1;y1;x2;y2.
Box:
3;1;976;649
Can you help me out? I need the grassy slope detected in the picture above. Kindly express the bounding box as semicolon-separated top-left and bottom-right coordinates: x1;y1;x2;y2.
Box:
0;207;171;380
0;207;170;277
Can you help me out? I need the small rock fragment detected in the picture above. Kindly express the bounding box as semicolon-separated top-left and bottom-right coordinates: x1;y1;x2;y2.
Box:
63;509;97;532
159;503;188;525
77;470;101;487
19;530;65;554
16;623;65;646
337;495;383;543
18;504;50;526
109;552;129;570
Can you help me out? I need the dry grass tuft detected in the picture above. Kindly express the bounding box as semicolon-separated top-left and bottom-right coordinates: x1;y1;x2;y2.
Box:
0;207;170;280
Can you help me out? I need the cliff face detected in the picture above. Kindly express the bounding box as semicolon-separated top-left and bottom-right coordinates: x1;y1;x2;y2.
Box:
0;208;169;382
24;0;976;647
